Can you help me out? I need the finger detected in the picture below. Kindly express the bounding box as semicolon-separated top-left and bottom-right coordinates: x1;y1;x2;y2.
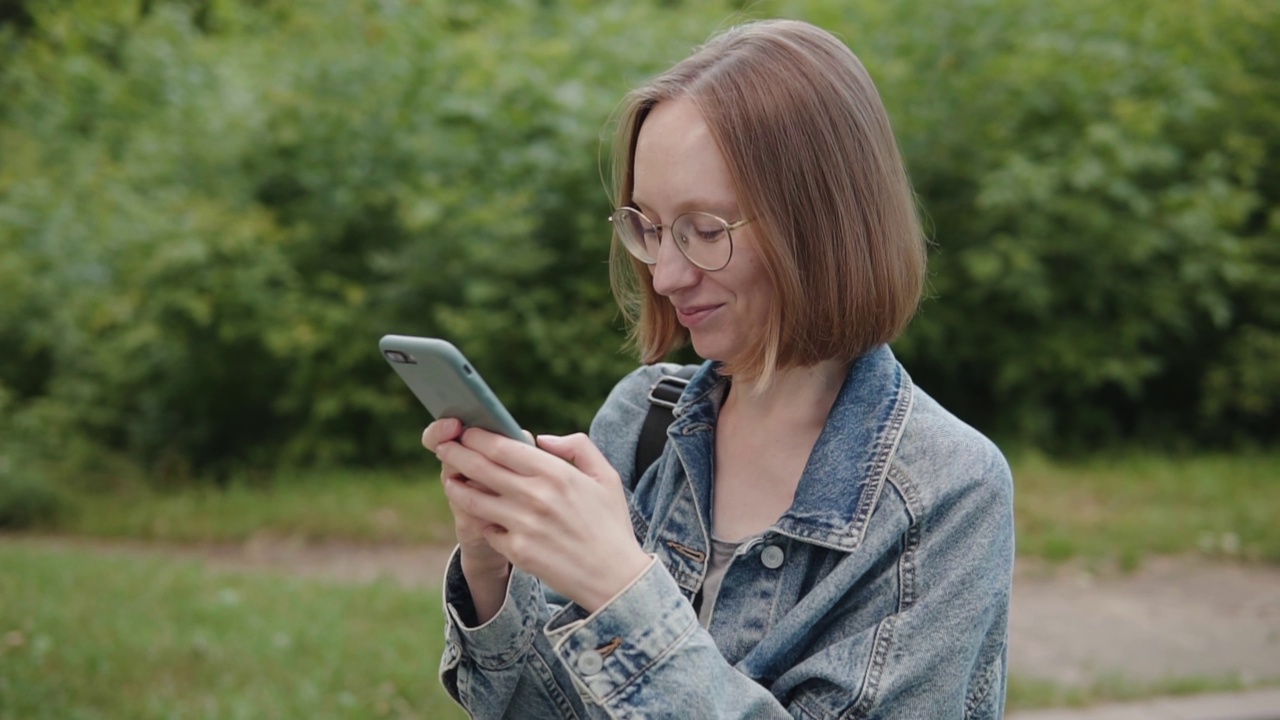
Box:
460;477;498;497
534;433;617;483
459;427;553;476
437;437;530;493
422;418;464;452
442;475;522;527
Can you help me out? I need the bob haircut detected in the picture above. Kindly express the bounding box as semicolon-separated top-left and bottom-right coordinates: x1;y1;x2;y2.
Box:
609;19;926;384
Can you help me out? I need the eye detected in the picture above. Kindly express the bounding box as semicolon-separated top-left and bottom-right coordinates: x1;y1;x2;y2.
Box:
688;217;726;243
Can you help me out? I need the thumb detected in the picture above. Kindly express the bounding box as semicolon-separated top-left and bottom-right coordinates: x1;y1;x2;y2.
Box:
536;433;616;482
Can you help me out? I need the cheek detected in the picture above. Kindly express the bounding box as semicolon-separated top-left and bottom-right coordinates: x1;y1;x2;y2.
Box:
737;258;775;311
728;236;760;278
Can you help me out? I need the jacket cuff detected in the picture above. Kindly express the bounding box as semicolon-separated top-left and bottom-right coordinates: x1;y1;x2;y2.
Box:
544;558;698;703
442;546;542;670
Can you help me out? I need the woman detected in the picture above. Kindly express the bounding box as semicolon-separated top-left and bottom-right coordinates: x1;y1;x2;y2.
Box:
424;19;1014;720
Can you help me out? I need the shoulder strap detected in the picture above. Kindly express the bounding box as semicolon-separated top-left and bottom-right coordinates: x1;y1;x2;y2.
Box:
635;364;699;477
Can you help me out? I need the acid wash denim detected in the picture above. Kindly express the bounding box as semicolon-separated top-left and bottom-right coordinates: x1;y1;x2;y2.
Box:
438;345;1015;720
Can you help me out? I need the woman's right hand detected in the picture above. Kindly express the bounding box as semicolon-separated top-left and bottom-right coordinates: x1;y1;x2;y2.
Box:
423;418;511;621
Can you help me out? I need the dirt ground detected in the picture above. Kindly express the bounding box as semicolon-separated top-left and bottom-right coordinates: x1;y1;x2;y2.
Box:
9;536;1280;688
1009;556;1280;686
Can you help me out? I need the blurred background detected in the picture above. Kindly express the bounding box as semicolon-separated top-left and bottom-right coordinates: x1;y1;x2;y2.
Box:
0;0;1276;717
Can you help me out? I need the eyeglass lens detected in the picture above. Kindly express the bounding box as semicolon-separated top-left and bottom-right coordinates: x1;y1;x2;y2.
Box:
612;208;732;271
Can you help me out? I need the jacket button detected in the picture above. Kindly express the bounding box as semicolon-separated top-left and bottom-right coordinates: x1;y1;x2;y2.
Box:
576;649;604;675
761;545;785;569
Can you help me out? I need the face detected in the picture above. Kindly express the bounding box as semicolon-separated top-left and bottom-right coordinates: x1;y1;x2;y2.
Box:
631;97;774;364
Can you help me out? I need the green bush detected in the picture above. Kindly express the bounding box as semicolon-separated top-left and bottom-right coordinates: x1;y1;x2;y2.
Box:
0;0;1276;481
0;460;65;529
0;0;727;477
818;0;1280;448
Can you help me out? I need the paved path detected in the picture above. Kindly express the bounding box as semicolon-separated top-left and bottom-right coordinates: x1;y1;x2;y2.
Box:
1009;557;1280;686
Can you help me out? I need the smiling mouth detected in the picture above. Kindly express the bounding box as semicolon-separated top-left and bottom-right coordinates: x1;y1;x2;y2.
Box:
676;305;720;328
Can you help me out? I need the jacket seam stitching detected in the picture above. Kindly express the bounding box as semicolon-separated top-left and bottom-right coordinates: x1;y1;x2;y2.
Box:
791;695;825;720
963;652;1000;719
849;370;914;547
532;646;584;720
846;613;898;719
886;465;923;613
597;617;700;706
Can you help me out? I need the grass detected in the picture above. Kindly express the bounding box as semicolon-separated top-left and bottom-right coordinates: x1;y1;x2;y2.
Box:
10;445;1280;707
54;466;457;545
1;542;1273;719
1006;673;1277;711
4;526;1279;716
36;450;1280;568
1011;450;1280;566
5;451;1279;716
0;542;467;720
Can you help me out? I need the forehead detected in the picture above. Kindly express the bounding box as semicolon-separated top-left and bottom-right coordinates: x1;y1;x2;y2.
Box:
631;97;738;216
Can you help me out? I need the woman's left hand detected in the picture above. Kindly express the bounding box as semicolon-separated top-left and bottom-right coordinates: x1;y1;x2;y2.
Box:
437;429;652;613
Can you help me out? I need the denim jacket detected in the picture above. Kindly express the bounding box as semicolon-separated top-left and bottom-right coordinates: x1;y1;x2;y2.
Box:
439;345;1015;719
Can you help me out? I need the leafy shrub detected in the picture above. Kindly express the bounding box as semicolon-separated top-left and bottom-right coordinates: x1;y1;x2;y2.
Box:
0;0;727;477
0;0;1276;482
0;436;66;529
796;0;1280;449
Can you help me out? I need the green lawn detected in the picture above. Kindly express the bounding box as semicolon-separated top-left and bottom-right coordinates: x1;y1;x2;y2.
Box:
0;543;467;720
5;451;1278;716
1011;451;1280;567
1006;674;1264;711
39;451;1280;567
2;541;1273;717
55;467;458;546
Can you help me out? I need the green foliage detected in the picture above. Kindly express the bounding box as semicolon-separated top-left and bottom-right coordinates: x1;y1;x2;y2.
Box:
0;0;1277;479
0;472;64;529
0;390;67;528
0;0;732;476
801;0;1280;448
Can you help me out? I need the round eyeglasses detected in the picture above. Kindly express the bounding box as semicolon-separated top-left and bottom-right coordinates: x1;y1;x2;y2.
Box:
609;207;750;272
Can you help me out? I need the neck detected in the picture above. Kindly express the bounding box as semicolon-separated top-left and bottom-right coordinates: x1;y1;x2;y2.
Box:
722;359;849;428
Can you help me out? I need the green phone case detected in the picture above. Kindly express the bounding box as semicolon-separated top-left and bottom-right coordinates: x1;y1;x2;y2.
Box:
379;335;530;444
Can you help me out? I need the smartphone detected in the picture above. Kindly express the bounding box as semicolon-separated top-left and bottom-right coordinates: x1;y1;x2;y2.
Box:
379;335;532;444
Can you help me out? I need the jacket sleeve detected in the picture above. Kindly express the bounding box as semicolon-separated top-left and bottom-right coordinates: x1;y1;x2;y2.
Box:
439;547;591;719
846;453;1015;720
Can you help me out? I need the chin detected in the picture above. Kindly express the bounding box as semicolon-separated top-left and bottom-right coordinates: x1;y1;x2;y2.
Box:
689;335;736;364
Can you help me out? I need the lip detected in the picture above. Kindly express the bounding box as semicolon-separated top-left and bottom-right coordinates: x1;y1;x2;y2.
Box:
675;304;721;328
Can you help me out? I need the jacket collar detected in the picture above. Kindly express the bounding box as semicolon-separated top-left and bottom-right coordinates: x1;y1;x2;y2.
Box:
669;345;913;552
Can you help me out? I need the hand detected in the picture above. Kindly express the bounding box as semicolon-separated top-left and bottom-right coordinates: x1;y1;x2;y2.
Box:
438;429;652;613
422;419;510;592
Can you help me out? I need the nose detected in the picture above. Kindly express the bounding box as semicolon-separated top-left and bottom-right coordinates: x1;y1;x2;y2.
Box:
649;228;701;297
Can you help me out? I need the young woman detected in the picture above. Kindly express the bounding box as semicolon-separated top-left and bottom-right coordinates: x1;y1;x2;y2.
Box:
423;19;1014;719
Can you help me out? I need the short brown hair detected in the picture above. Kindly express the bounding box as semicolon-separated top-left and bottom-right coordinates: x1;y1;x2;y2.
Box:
609;19;926;382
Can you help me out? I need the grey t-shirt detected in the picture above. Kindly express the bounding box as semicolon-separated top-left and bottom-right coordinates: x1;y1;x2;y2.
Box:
698;536;756;628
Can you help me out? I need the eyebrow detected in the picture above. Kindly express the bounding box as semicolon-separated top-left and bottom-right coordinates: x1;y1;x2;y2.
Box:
629;195;741;218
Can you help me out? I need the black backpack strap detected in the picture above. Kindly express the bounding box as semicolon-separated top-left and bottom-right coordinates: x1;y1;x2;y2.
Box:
635;364;699;477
